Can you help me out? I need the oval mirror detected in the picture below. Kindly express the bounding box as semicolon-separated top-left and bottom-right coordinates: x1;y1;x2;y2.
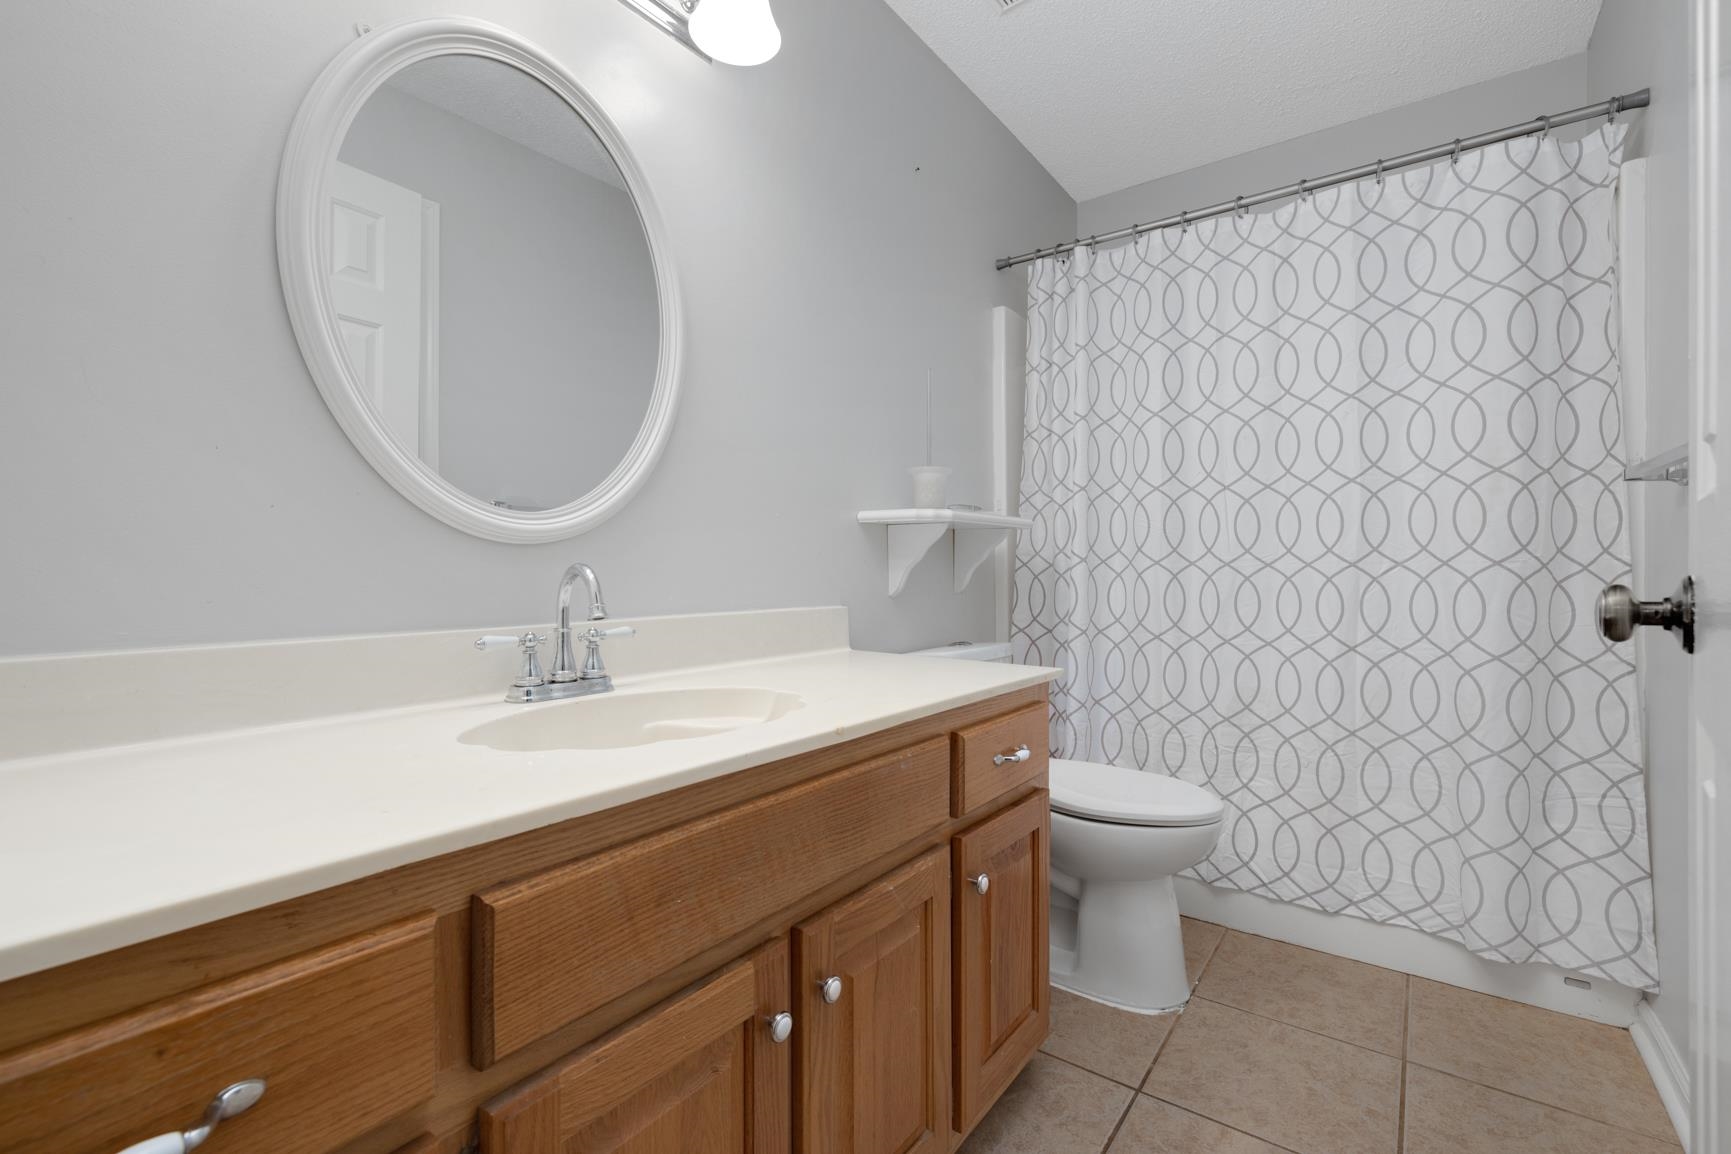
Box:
278;18;681;541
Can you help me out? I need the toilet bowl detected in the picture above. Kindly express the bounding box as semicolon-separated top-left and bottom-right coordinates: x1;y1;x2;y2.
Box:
1048;758;1222;1013
905;642;1224;1015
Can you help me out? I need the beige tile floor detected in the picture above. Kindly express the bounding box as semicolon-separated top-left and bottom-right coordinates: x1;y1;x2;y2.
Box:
960;917;1679;1154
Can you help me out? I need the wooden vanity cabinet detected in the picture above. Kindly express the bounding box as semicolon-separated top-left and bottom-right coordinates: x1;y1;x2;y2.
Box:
0;916;437;1154
477;941;792;1154
0;685;1051;1154
794;847;952;1154
951;790;1050;1133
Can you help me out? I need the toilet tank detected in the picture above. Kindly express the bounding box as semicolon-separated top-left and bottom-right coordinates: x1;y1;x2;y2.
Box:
906;641;1014;663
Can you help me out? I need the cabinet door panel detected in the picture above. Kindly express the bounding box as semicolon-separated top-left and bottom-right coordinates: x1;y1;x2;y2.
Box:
795;847;950;1154
478;941;791;1154
952;790;1050;1132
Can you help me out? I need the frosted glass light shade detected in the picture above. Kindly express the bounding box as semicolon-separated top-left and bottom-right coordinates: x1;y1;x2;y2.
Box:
689;0;781;66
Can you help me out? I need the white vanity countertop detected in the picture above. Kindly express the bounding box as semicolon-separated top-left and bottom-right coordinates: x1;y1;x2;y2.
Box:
0;641;1057;983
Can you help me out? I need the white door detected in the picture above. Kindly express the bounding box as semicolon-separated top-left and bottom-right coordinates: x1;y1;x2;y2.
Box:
1691;0;1731;1144
328;162;424;458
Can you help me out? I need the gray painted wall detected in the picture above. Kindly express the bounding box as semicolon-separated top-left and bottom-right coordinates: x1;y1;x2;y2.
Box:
1077;55;1592;237
341;80;659;507
1586;0;1693;1059
0;0;1072;657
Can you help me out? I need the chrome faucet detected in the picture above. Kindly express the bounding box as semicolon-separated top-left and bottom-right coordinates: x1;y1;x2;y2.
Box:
475;562;635;703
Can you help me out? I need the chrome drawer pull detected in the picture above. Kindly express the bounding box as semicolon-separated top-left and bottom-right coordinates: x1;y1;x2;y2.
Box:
819;975;844;1004
970;873;990;895
766;1011;794;1043
114;1079;266;1154
993;745;1031;766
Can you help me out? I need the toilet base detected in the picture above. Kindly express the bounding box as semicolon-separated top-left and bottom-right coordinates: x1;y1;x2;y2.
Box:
1049;873;1191;1014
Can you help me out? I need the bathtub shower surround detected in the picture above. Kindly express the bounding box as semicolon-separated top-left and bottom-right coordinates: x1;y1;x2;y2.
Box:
1012;125;1659;989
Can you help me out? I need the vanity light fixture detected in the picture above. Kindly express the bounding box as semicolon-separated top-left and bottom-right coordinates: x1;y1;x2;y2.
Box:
687;0;780;65
616;0;780;66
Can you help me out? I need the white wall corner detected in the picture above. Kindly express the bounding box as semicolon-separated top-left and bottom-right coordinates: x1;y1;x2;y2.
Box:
1629;997;1691;1150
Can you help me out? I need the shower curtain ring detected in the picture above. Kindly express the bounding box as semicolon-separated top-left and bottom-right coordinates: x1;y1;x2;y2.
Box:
1374;159;1384;186
1607;95;1621;124
1234;194;1246;217
1538;114;1552;139
1178;209;1188;233
1451;138;1462;167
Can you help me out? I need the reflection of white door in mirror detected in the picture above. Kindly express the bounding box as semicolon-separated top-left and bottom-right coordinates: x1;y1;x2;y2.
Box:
328;162;437;465
279;18;681;542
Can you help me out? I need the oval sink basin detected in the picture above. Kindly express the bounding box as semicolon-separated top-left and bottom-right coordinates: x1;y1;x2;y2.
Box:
458;687;806;752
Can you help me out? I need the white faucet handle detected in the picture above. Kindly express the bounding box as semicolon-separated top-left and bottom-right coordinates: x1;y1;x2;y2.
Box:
591;625;636;640
475;633;546;688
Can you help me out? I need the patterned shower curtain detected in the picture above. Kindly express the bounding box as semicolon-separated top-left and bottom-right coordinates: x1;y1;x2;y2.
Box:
1012;125;1658;989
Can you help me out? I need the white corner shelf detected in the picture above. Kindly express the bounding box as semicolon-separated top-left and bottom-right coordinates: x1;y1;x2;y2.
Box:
857;508;1033;596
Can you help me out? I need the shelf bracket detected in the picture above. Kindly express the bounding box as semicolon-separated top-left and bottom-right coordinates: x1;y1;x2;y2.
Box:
884;523;950;596
859;508;1032;597
953;528;1005;593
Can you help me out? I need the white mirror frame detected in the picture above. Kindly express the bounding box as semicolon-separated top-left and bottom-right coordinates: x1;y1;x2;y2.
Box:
277;17;682;542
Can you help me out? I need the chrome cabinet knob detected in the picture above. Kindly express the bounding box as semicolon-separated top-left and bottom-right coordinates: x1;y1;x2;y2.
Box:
114;1079;266;1154
819;975;843;1004
766;1011;793;1043
970;873;990;895
1597;577;1695;653
993;744;1032;766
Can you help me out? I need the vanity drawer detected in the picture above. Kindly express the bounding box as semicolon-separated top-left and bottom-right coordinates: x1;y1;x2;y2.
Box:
951;704;1049;817
472;736;950;1067
0;915;436;1154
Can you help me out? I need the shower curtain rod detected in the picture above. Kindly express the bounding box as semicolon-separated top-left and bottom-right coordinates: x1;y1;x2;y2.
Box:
994;88;1650;271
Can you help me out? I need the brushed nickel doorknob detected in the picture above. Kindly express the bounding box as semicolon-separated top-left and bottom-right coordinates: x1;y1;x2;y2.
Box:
1597;576;1695;653
766;1011;793;1043
819;975;843;1004
970;873;990;895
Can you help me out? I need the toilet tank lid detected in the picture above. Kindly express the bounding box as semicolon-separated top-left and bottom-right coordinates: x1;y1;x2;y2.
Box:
1050;759;1224;827
905;641;1014;661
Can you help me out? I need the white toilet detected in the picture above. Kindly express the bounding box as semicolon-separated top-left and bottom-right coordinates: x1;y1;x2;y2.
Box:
1047;758;1223;1012
911;642;1224;1014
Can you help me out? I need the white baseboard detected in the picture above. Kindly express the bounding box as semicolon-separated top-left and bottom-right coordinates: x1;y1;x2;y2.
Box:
1174;877;1645;1027
1629;998;1692;1150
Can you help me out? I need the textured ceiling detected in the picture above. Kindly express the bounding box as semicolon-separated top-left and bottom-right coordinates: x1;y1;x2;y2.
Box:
880;0;1603;201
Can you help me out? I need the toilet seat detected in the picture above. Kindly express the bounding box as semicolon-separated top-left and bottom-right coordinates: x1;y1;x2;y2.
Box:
1050;759;1224;828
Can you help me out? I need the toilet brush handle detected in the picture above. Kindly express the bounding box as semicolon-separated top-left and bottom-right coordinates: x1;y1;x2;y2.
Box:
993;745;1031;766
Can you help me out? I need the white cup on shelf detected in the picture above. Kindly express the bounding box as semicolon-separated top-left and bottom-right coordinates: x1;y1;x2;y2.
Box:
909;465;950;508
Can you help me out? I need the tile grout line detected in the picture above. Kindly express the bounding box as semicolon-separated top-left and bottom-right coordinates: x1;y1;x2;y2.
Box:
1041;1048;1153;1094
1190;921;1225;984
1169;925;1677;1151
1181;992;1676;1148
1134;996;1186;1090
1096;1091;1138;1154
1186;994;1405;1061
1139;1092;1307;1154
1401;1058;1684;1148
1397;975;1410;1154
